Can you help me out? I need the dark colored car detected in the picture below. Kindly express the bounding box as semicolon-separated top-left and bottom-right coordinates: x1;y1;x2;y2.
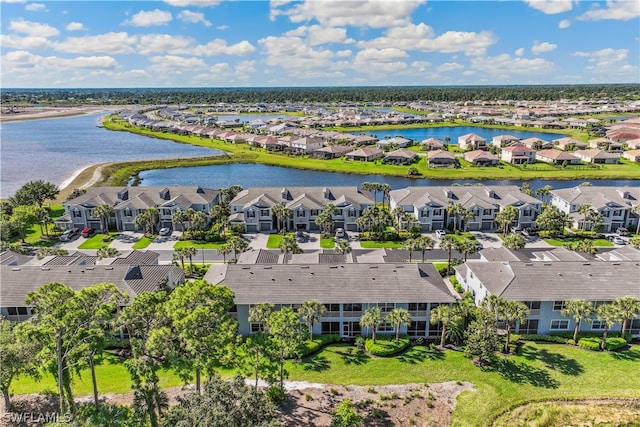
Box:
59;227;80;242
81;227;96;238
296;231;308;243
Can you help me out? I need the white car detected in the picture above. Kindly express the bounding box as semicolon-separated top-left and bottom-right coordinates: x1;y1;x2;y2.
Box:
435;229;447;239
610;236;626;245
159;227;172;236
335;228;345;238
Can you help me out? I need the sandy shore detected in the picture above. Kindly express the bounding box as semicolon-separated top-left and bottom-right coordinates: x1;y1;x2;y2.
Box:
0;105;112;123
55;163;111;203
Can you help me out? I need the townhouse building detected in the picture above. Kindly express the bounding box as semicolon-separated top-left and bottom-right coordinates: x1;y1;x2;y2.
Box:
56;186;219;232
455;260;640;337
500;145;536;165
549;186;639;232
228;186;374;233
389;186;541;232
458;133;487;150
205;263;458;338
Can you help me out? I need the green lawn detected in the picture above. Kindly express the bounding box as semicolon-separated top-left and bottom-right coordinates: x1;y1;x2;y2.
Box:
360;240;404;248
544;237;614;247
320;238;335;248
12;342;639;427
173;240;225;249
10;204;65;248
77;233;117;249
266;233;293;249
132;236;155;249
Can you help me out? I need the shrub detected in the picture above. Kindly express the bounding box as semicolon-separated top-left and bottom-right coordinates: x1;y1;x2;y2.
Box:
265;385;287;406
577;337;601;351
365;335;410;357
305;393;313;401
605;337;628;351
382;230;400;241
520;334;572;344
300;334;341;357
354;336;366;351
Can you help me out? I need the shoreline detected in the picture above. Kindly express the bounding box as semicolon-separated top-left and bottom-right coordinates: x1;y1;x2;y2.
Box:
0;106;112;124
55;163;110;203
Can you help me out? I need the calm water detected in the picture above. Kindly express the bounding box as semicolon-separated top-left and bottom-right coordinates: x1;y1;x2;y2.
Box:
354;126;564;143
138;163;639;193
0;113;221;197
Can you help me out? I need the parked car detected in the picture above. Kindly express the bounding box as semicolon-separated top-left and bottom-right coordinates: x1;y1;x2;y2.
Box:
59;227;80;242
296;231;308;243
610;236;626;245
159;227;172;236
474;241;484;250
435;229;447;239
522;228;537;236
81;227;96;238
616;227;629;236
335;228;345;238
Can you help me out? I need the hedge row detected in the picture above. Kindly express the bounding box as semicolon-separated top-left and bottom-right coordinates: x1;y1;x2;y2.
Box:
520;334;572;344
577;336;628;351
300;334;341;358
365;335;411;357
550;331;632;342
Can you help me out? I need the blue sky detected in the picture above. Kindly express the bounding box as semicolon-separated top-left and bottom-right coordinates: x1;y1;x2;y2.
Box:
1;0;638;88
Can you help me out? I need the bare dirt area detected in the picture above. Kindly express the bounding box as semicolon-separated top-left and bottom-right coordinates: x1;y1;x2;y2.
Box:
2;381;475;427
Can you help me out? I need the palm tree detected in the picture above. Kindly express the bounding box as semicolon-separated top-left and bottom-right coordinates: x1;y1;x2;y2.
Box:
92;204;115;234
460;208;474;232
455;238;477;262
612;297;640;336
249;302;275;332
181;246;198;271
500;300;529;353
577;204;593;233
386;308;412;341
535;185;553;205
381;184;391;210
299;300;327;338
495;206;517;236
271;204;292;234
172;248;186;269
172;209;190;232
413;235;435;262
209;204;230;234
440;235;456;274
360;307;383;343
226;235;251;261
391;206;404;231
96;246;120;260
334;239;352;255
216;245;232;264
483;294;505;327
596;304;619;350
189;210;208;232
402;238;416;262
278;234;302;258
447;203;463;232
503;233;526;250
430;305;459;348
561;299;594;343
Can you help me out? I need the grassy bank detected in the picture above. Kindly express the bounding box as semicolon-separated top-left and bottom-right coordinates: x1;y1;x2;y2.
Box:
102;117;640;183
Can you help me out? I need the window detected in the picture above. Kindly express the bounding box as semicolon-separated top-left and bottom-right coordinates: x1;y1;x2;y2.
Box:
260;209;269;216
247;210;255;218
524;301;541;310
321;322;340;334
421;210;430;218
250;323;262;333
311;210;319;216
343;303;362;312
377;303;395;313
592;300;611;308
550;319;569;330
73;210;82;218
162;209;171;216
408;303;427;311
407;321;427;337
523;209;532;217
342;321;361;337
433;209;442;216
377;322;394;332
7;307;18;316
483;209;492;216
297;210;305;218
17;307;27;315
348;210;356;217
553;301;565;311
324;304;340;312
336;209;343;216
591;320;606;330
519;319;539;334
228;305;237;313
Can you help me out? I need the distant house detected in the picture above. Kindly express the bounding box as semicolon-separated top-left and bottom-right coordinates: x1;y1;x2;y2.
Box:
290;136;324;154
253;136;284;151
345;147;384;162
353;135;378;146
463;150;499;166
491;135;520;148
312;145;353;159
622;149;640;163
420;138;445;151
376;136;412;149
520;137;552;150
384;148;418;165
501;145;536;165
573;149;620;164
535;149;581;165
588;138;624;153
624;138;640;150
458;133;487;150
552;137;587;151
427;150;457;168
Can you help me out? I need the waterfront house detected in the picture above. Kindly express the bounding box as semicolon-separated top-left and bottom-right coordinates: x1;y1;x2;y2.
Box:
312;145;354;159
520;137;552;150
535;149;581;165
205;263;458;338
345;147;384;162
550;186;639;232
56;186;219;232
457;133;487;150
491;135;520;148
420;138;445;151
376;136;412;149
588;138;624;153
290;136;325;154
552;137;587;151
427;150;457;168
455;261;640;336
383;148;418;165
229;186;374;232
622;149;640;163
573;149;620;164
500;145;536;165
463;150;499;166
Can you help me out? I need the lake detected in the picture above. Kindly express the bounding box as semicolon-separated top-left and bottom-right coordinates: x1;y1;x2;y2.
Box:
138;163;639;193
0;113;221;197
353;126;564;143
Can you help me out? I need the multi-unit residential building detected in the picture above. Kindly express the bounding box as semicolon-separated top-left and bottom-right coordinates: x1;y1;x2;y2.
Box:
458;133;487;150
455;260;640;336
56;186;219;232
389;186;541;232
550;186;639;232
500;145;536;165
205;263;458;338
228;186;374;232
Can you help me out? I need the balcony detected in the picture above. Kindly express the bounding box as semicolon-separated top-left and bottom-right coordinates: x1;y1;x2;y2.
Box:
342;311;363;318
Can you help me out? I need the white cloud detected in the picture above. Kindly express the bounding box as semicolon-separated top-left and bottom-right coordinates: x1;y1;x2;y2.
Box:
10;19;59;37
437;62;464;72
66;22;85;31
353;47;409;79
137;34;193;55
235;60;256;75
573;48;639;79
164;0;221;6
411;61;431;72
284;25;354;46
191;39;255;56
470;54;554;79
578;0;640;21
271;0;426;28
2;50;117;71
336;49;352;57
258;36;337;77
148;55;208;73
125;9;172;27
558;19;571;28
0;34;51;49
53;32;137;54
515;47;525;56
25;3;46;11
178;10;211;27
217;25;229;30
532;41;557;54
524;0;573;14
358;23;497;56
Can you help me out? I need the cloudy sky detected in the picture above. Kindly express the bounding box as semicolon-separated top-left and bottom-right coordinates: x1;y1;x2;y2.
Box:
1;0;638;88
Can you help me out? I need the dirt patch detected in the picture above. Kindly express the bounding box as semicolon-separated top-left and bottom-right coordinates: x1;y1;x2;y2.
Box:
2;381;475;427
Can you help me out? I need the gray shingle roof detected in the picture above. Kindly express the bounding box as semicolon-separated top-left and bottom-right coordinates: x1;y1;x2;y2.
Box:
215;263;457;305
231;187;373;210
65;186;218;210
